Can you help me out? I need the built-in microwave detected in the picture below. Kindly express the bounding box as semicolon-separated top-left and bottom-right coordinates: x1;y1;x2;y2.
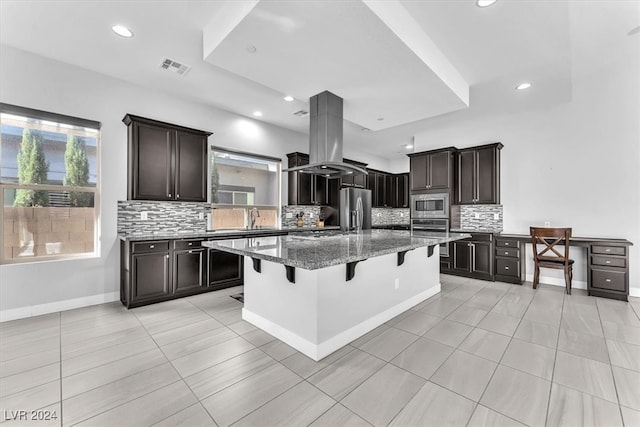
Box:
411;193;449;219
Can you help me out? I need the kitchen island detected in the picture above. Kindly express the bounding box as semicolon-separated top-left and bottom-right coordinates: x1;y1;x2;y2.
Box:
203;229;469;360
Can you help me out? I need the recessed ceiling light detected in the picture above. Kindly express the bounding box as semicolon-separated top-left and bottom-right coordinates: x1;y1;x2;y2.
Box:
404;144;414;150
516;82;532;90
284;95;294;102
246;45;257;53
111;25;133;38
476;0;497;7
252;111;262;117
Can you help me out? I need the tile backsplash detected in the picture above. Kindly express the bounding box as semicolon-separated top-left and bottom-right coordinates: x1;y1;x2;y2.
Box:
450;204;503;232
118;201;209;235
372;208;410;225
281;205;323;227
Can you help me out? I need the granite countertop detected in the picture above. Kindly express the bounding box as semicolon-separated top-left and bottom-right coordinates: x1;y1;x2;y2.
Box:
118;225;341;241
202;229;471;270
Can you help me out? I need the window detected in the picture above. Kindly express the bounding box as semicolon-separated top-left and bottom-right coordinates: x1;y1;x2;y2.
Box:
0;103;100;263
210;148;280;229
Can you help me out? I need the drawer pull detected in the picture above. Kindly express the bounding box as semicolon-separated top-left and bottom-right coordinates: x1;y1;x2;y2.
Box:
188;242;193;246
505;242;509;246
505;251;509;255
150;245;155;249
605;249;610;252
605;260;611;264
505;266;509;270
606;279;611;282
189;250;193;254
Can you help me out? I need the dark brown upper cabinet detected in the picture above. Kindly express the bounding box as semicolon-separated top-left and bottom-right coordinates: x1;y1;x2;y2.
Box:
395;173;409;208
287;152;335;206
340;158;368;188
455;143;503;205
408;147;456;192
124;114;210;202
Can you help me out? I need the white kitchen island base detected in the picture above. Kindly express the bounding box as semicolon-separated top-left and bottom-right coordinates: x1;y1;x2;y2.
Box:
242;245;440;361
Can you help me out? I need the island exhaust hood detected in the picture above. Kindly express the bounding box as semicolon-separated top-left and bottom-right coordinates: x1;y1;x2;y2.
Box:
285;91;368;178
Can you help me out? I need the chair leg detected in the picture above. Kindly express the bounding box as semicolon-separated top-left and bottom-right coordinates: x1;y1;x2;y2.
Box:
565;266;572;295
533;265;540;289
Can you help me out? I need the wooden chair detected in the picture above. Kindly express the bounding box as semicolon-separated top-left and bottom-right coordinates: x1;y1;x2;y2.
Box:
530;227;574;294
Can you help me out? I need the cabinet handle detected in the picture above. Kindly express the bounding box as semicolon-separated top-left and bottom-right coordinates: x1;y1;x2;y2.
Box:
605;260;611;264
505;242;510;246
505;266;509;270
189;250;193;254
149;245;155;249
605;278;611;282
166;255;169;259
188;242;193;246
505;251;509;255
176;194;180;199
168;193;172;197
605;248;611;252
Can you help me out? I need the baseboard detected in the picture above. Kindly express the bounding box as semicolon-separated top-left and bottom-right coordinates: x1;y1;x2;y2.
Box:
0;292;120;322
525;274;587;290
243;284;441;361
629;288;640;298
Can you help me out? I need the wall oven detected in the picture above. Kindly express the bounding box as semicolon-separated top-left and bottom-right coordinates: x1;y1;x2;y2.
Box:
411;218;450;257
411;193;449;218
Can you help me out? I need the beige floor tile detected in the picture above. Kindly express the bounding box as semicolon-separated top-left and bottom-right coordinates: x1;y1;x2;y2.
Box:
416;296;465;318
607;338;640;371
389;381;475;426
0;380;60;416
467;405;526;427
200;363;301;426
74;380;197;427
561;312;604;337
160;327;237;361
447;305;489;327
602;320;640;346
490;300;528;319
612;365;640;410
391;337;454;380
358;327;418;361
341;364;425;426
553;351;617;402
523;305;562;327
557;328;609;363
0;363;60;398
259;339;297;361
308;349;385;400
423;319;473;347
308;403;371;427
61;326;148;360
458;328;510;362
513;318;559;348
621;406;640;427
234;381;334;427
1;335;60;363
480;365;551;427
501;338;556;380
546;383;623;427
151;318;224;347
430;350;497;401
170;336;255;378
390;310;441;335
240;328;276;347
153;403;217;427
477;312;520;336
280;345;355;379
0;348;60;378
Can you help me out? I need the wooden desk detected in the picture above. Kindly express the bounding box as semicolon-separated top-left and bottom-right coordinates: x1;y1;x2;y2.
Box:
495;234;633;301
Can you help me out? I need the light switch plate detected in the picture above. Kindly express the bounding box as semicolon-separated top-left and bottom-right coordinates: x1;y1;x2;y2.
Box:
494;213;499;220
474;212;480;219
285;213;293;219
544;221;551;228
198;212;204;220
140;211;148;220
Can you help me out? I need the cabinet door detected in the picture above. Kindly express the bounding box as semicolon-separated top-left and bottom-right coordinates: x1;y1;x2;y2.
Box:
384;174;395;207
131;252;171;303
456;150;476;204
471;241;493;276
131;122;173;200
395;174;408;208
209;249;243;291
314;175;327;205
376;174;386;207
475;147;499;204
173;249;206;294
428;151;451;189
287;155;313;205
353;173;367;188
341;174;354;187
410;155;428;190
367;171;379;206
452;241;471;273
175;131;207;202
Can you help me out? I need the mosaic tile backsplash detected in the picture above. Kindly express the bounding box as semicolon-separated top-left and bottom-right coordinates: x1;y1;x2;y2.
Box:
450;204;503;232
281;205;323;227
372;208;410;225
118;201;209;235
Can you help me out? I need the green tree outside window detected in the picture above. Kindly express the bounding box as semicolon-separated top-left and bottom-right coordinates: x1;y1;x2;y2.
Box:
14;128;50;207
64;135;92;207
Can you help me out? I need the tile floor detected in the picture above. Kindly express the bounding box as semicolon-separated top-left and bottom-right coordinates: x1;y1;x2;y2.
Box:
1;275;639;427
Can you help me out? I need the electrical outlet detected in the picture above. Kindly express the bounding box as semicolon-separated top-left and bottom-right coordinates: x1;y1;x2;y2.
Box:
309;212;314;218
285;213;293;219
544;221;551;228
494;213;499;220
400;212;404;217
474;212;480;219
198;212;204;220
140;211;148;220
394;278;400;290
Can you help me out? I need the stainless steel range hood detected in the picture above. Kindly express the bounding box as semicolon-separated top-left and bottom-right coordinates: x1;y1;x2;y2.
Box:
285;91;367;178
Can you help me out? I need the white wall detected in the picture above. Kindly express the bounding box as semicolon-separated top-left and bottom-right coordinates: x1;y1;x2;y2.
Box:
413;37;639;293
0;46;311;317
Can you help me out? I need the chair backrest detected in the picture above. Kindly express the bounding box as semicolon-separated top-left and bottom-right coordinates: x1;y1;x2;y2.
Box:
530;227;572;265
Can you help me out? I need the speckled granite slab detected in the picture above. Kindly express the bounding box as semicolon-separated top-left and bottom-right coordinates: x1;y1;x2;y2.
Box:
202;229;470;270
118;226;340;241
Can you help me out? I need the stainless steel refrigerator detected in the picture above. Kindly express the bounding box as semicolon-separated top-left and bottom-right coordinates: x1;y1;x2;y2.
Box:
339;187;372;232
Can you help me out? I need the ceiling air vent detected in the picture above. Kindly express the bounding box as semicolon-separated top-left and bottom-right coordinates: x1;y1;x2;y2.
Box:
293;110;309;117
160;57;191;76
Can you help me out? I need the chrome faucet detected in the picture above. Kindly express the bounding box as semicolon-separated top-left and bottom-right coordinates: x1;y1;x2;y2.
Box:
249;207;260;229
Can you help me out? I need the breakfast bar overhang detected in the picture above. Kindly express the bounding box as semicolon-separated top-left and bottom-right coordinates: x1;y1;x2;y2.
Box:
203;230;469;361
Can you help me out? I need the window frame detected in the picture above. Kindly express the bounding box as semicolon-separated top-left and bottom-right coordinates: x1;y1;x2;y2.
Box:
209;146;282;228
0;103;101;265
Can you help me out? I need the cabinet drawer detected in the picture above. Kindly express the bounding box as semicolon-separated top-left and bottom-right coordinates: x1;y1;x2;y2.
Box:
470;233;493;242
592;246;626;256
496;258;520;277
591;268;626;292
591;256;626;268
496;248;519;258
174;239;203;250
496;239;520;248
132;241;169;253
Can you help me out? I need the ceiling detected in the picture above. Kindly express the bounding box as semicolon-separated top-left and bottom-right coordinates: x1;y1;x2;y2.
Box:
1;0;638;159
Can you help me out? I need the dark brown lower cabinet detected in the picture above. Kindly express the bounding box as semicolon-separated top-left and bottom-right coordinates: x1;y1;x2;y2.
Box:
209;248;243;291
447;234;494;281
173;248;206;295
131;251;171;303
